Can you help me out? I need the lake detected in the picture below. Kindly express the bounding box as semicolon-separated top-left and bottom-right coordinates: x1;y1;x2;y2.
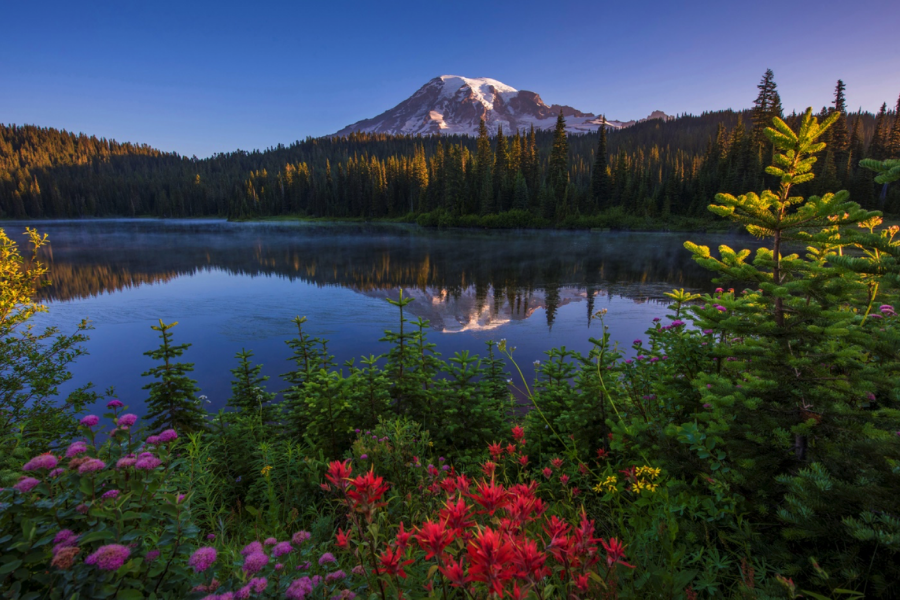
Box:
8;219;754;414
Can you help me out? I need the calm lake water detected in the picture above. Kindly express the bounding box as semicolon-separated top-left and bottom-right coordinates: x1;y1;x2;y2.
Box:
8;219;755;414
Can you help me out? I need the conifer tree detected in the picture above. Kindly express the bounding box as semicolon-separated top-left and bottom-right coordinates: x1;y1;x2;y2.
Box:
829;80;850;166
142;320;205;432
751;69;781;145
890;94;900;158
547;111;569;213
493;126;509;212
870;103;889;159
591;120;610;211
228;348;276;421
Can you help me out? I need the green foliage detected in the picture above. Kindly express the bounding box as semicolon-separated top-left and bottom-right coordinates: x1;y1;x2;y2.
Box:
141;320;206;433
227;348;276;421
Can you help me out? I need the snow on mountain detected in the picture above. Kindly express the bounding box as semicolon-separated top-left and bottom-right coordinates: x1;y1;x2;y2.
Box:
334;75;670;137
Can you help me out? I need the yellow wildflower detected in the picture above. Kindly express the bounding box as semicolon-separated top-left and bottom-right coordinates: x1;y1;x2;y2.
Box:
260;465;273;477
593;475;618;493
635;465;661;479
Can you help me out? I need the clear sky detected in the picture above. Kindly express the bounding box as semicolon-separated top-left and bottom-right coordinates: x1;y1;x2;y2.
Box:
2;0;898;157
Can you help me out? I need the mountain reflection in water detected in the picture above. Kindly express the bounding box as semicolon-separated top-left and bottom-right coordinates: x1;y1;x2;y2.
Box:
4;219;761;412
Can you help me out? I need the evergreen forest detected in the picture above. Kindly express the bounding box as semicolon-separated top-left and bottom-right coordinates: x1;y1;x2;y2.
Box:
2;72;899;229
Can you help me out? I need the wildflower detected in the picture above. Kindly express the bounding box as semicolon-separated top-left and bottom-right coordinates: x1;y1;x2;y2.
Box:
714;304;726;312
118;414;138;428
395;522;412;550
243;551;269;574
359;454;368;460
440;497;475;536
135;456;161;470
345;469;389;518
633;339;642;345
77;458;106;474
80;415;99;428
207;533;216;540
468;479;509;515
85;544;131;571
624;359;633;364
101;489;120;500
880;304;896;316
466;528;516;597
351;565;366;576
596;448;608;459
376;545;414;579
264;537;277;545
416;520;455;560
54;529;77;545
106;399;124;409
533;359;541;366
158;429;178;443
75;503;89;514
635;466;661;478
593;475;618;494
550;457;563;469
325;460;352;490
318;552;337;565
273;541;293;558
671;320;685;327
145;435;161;446
188;547;218;573
285;577;314;600
292;530;311;545
145;550;160;562
600;538;635;569
518;455;528;466
488;442;503;458
49;467;65;477
653;317;661;322
299;561;311;570
261;465;273;477
542;467;552;479
66;441;88;458
241;541;264;556
23;453;58;471
481;461;496;477
116;456;137;468
51;546;80;570
326;570;346;583
439;556;467;587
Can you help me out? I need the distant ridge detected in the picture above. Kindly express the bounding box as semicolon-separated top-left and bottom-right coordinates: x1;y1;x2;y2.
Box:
334;75;670;137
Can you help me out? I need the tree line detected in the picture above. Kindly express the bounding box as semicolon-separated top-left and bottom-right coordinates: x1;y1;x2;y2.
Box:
1;71;898;224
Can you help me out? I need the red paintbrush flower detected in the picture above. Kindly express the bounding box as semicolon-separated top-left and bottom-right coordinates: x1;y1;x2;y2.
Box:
488;442;504;459
600;537;635;569
376;545;414;579
454;473;471;493
467;479;509;515
596;448;608;459
440;497;475;537
574;573;591;592
505;443;517;456
438;556;467;587
542;467;552;479
345;469;390;519
518;455;529;466
336;527;351;548
512;537;550;581
482;461;497;477
511;425;525;442
550;457;564;469
466;528;516;597
395;522;412;551
416;519;455;560
325;460;352;490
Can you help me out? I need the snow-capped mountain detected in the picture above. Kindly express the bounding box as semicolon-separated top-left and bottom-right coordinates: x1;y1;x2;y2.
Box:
334;75;670;137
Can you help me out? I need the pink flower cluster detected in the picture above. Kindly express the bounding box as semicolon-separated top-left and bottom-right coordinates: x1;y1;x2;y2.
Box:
13;477;40;493
188;546;218;573
66;441;88;458
23;453;58;471
85;544;131;571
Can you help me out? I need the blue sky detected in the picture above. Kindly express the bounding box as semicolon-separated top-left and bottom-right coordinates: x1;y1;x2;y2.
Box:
2;0;898;157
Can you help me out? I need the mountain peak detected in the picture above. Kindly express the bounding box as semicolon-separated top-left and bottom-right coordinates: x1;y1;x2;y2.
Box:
334;76;668;137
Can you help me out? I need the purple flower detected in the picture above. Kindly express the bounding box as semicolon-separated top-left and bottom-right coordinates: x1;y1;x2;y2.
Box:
145;435;161;446
264;537;277;546
272;541;293;558
101;489;120;500
158;429;178;443
636;355;646;361
241;541;264;556
311;575;322;587
85;544;130;571
80;415;100;428
106;399;124;409
75;503;89;514
53;529;77;544
879;304;896;316
325;570;347;583
298;561;311;571
351;565;366;576
243;551;269;574
703;403;712;409
354;429;360;433
706;384;712;389
714;304;727;312
135;456;162;470
23;454;58;471
286;577;314;600
177;493;186;503
116;456;137;469
291;531;311;545
206;533;216;541
118;414;138;428
439;456;445;462
359;454;368;460
48;468;64;478
633;339;642;345
275;563;284;570
318;552;336;565
145;549;160;562
65;441;88;458
653;317;661;322
703;329;714;335
624;359;633;365
649;356;659;363
188;547;218;573
78;459;106;474
441;465;449;471
671;320;685;327
249;578;267;593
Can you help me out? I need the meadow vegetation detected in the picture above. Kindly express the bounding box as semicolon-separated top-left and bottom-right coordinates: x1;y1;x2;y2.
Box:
1;112;899;599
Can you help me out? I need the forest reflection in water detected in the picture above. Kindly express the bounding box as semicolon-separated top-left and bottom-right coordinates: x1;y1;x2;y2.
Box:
6;219;760;411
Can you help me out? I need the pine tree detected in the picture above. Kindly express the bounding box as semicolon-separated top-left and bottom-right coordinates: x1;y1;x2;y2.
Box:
829;80;850;168
751;69;781;145
228;348;276;421
591;120;610;212
547;111;569;215
141;320;205;432
493;126;509;212
870;103;889;159
889;94;900;158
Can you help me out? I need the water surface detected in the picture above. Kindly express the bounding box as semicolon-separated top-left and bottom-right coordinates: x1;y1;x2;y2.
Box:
8;220;757;414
